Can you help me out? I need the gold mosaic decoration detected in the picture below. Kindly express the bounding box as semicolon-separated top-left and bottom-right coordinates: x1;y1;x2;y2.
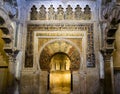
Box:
39;40;80;70
25;23;95;68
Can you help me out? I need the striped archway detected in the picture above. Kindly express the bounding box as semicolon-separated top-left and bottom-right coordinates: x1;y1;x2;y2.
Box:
39;39;81;71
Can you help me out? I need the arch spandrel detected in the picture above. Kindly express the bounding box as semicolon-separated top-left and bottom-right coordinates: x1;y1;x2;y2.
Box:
39;40;81;71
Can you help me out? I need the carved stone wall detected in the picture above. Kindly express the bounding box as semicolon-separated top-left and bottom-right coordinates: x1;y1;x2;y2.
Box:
21;72;39;94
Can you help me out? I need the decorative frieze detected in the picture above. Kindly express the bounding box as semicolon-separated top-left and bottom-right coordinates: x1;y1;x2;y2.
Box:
30;5;92;20
27;24;89;31
87;24;95;67
36;32;84;36
25;31;33;67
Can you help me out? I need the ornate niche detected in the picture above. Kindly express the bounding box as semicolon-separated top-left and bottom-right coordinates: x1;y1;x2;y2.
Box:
75;5;82;20
83;5;91;20
25;23;95;68
48;5;55;20
56;5;64;20
65;5;73;20
39;5;46;20
30;5;38;20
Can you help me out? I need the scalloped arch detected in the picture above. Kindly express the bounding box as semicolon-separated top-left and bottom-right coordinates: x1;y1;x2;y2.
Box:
0;7;14;33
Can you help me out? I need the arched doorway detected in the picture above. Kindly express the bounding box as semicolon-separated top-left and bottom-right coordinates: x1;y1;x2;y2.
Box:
39;39;81;94
49;52;71;94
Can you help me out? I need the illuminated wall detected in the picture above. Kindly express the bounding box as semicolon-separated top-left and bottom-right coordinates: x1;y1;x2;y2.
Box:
50;71;71;94
50;53;71;94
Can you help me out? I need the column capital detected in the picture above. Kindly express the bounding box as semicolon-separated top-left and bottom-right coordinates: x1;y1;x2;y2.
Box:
100;49;112;62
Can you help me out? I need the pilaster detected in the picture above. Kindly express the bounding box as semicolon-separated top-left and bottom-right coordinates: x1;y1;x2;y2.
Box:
102;53;114;94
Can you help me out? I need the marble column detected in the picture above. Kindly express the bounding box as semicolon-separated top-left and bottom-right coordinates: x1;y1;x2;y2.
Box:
99;52;105;94
7;56;15;94
104;54;113;94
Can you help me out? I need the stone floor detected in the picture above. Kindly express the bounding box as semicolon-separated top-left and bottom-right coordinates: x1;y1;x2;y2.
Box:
50;87;70;94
